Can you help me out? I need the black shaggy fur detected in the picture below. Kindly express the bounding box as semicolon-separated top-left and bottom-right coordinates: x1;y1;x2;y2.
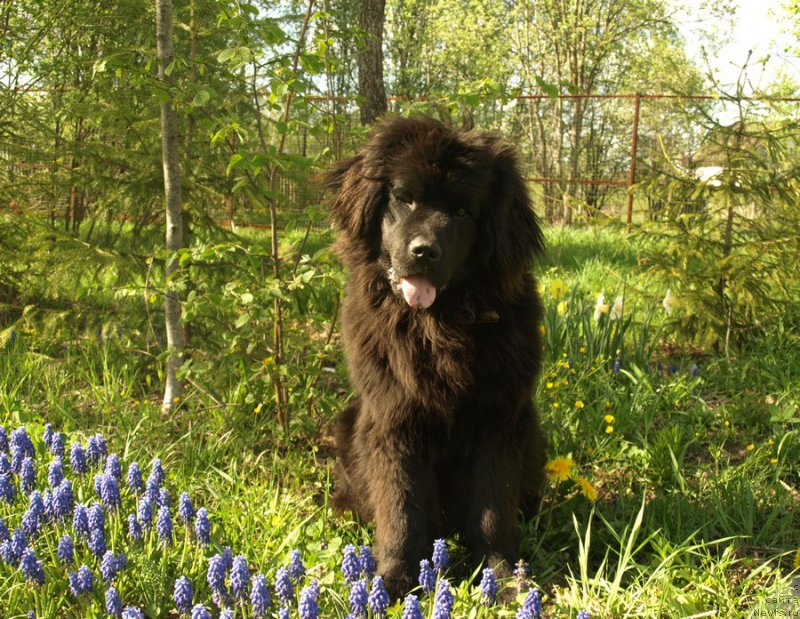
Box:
324;116;546;597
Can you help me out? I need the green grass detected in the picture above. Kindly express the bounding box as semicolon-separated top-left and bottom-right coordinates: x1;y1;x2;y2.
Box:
1;225;799;618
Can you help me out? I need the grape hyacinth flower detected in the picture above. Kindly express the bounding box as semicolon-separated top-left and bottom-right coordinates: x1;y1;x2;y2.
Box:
206;554;227;597
359;545;376;579
0;453;9;475
368;576;390;617
58;534;74;566
298;580;320;619
0;515;8;542
195;507;210;544
279;607;290;619
4;528;27;566
121;608;144;619
577;611;590;619
174;575;194;614
220;611;234;619
73;504;90;539
11;444;24;473
127;462;144;494
419;559;436;594
190;606;212;619
479;567;497;605
48;459;63;489
127;513;143;541
157;505;173;546
221;546;234;571
43;424;54;448
0;472;15;503
54;479;75;521
89;528;107;558
20;547;46;585
138;497;154;529
179;492;195;525
20;457;35;494
105;453;122;480
22;491;45;536
89;502;105;533
349;579;368;618
288;549;306;583
100;474;122;511
275;566;294;605
159;487;170;508
0;426;7;452
106;586;123;617
11;427;35;463
342;544;361;583
230;554;250;600
433;579;454;619
402;594;423;619
432;539;449;574
51;432;65;458
250;574;271;618
101;550;126;583
522;587;543;619
149;458;165;488
70;442;88;476
86;435;104;468
68;565;94;597
145;477;160;505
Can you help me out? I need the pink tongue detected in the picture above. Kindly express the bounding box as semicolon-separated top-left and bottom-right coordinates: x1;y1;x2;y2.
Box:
400;275;437;309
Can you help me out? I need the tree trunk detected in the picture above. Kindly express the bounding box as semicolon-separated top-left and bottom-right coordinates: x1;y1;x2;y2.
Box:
156;0;185;413
357;0;387;125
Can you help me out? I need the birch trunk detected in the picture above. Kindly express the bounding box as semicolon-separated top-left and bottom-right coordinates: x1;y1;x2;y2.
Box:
156;0;185;413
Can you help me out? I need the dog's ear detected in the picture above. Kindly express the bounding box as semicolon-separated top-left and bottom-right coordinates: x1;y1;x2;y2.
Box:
479;138;545;280
322;153;386;250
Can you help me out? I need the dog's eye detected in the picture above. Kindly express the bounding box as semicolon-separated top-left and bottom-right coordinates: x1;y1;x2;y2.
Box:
392;188;413;205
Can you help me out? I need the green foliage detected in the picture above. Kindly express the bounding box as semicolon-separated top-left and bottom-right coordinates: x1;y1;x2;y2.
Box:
636;107;800;351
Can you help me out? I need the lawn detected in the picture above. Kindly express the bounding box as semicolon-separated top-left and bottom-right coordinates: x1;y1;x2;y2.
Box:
0;225;798;618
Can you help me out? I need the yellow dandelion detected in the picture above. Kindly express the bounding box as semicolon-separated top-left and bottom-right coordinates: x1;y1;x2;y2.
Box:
724;420;730;427
605;425;614;434
134;400;140;406
546;382;554;389
768;438;774;446
545;457;575;482
263;356;274;365
604;414;615;424
557;300;568;315
746;444;755;451
575;400;585;409
579;346;586;353
549;279;567;300
254;404;263;415
574;476;597;503
552;402;560;409
172;396;180;403
604;401;612;410
770;458;778;464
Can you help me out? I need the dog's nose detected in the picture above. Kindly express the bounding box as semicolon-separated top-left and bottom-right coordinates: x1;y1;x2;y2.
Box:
408;236;442;262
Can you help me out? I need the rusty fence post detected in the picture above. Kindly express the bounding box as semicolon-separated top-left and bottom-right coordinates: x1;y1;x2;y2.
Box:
626;93;641;230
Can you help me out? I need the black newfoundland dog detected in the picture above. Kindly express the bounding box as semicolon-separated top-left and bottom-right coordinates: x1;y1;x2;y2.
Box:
324;116;546;597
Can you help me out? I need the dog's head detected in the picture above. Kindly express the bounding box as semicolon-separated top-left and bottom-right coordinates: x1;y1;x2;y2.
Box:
324;116;544;308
